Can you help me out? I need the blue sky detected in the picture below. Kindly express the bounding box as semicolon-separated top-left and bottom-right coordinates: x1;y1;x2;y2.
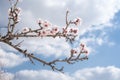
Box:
0;0;120;80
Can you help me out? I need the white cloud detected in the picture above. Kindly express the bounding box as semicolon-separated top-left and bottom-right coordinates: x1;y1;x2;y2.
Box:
74;66;120;80
0;71;14;80
13;66;120;80
108;42;115;46
74;0;120;35
14;70;74;80
79;30;115;54
0;47;27;68
21;37;71;57
96;38;103;46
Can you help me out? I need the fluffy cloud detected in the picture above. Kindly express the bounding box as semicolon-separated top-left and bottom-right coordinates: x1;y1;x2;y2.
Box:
0;71;14;80
80;31;114;46
13;66;120;80
14;70;74;80
1;66;120;80
21;37;71;57
0;47;27;68
74;66;120;80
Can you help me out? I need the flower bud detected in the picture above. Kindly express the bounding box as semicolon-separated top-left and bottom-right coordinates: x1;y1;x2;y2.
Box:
22;27;30;33
37;19;43;25
74;18;81;26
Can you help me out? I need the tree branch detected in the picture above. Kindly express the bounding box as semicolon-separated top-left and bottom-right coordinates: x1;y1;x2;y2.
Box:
0;0;88;72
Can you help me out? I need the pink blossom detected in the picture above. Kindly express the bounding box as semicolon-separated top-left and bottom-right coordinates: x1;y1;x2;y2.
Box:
50;30;56;35
80;43;85;48
50;31;53;34
8;7;21;22
53;27;58;32
80;43;85;51
84;49;89;56
42;21;51;28
38;30;48;37
71;49;77;54
42;31;46;34
37;19;51;28
40;30;47;37
52;27;59;34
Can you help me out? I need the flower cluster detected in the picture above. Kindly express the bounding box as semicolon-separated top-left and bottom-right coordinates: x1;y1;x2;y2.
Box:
37;19;51;28
8;7;21;23
62;28;78;35
80;43;89;56
35;19;80;42
51;27;59;34
70;43;89;57
37;27;59;37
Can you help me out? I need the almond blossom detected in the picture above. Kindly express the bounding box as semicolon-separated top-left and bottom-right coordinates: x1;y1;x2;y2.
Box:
71;49;77;54
42;20;51;28
8;7;21;23
79;43;89;56
52;27;59;34
38;31;48;37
